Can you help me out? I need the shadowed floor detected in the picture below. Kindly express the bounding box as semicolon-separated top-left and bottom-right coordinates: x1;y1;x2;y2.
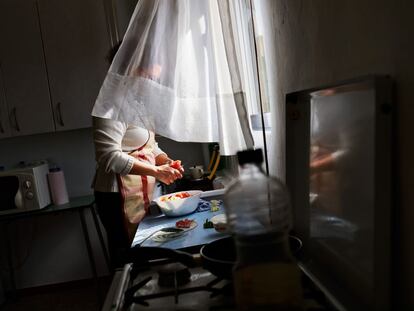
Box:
1;277;111;311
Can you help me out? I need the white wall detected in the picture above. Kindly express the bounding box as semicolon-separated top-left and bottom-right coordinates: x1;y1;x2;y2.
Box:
0;128;96;197
260;0;413;307
0;128;206;288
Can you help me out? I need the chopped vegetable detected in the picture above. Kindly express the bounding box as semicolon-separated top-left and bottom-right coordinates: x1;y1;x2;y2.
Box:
210;199;220;212
170;160;182;170
210;205;220;212
160;191;191;202
175;192;191;199
203;218;214;229
176;218;194;228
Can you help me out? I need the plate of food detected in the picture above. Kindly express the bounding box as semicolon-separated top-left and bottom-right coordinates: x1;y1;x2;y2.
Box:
150;219;197;243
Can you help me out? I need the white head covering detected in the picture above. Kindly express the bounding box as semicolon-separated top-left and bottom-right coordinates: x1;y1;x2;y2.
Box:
92;0;255;155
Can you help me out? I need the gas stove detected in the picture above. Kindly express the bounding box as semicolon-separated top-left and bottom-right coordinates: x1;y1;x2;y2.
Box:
103;259;234;311
102;255;341;311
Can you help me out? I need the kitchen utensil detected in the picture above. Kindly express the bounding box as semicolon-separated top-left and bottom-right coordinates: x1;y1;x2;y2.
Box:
124;234;302;281
204;144;221;181
153;190;202;217
138;227;185;245
125;246;197;268
207;150;220;180
199;236;235;279
199;235;303;279
206;144;219;172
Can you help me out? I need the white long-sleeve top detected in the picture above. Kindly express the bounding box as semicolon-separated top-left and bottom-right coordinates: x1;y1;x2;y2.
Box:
92;116;165;192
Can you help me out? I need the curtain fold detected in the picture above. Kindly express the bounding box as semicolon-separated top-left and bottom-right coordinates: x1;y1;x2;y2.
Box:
92;0;256;155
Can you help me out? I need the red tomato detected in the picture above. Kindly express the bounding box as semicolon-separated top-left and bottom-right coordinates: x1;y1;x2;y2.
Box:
176;218;193;228
176;192;190;199
170;160;182;170
160;192;190;202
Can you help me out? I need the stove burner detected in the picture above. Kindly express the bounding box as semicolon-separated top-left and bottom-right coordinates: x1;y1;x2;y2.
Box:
157;262;191;287
108;259;340;311
127;275;230;308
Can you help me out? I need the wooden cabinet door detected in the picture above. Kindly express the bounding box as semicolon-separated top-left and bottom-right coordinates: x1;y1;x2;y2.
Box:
0;63;12;139
37;0;110;131
0;0;55;137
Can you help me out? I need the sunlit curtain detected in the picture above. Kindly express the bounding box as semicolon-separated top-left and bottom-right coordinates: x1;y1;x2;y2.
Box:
92;0;258;155
248;0;283;179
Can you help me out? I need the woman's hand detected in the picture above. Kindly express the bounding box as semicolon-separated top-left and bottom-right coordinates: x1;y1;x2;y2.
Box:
155;154;184;175
169;160;184;174
155;164;183;185
129;154;184;184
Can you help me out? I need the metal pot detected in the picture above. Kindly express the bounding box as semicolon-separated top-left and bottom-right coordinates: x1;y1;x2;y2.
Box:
199;235;303;279
124;235;302;281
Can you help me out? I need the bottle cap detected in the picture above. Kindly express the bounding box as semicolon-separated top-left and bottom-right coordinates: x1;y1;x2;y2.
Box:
237;149;263;166
49;167;61;173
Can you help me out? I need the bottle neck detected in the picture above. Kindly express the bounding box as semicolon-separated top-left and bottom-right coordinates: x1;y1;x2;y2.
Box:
239;162;263;177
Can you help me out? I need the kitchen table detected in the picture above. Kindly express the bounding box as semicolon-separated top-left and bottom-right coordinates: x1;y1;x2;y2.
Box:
0;195;109;301
132;205;228;252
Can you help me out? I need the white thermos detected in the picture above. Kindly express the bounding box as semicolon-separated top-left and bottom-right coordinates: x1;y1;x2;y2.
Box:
47;167;69;205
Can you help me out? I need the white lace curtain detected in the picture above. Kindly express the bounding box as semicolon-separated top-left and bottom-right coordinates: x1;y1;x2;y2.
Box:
92;0;257;155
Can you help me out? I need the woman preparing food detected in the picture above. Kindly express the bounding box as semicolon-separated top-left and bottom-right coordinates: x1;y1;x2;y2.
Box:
91;34;186;269
92;116;184;269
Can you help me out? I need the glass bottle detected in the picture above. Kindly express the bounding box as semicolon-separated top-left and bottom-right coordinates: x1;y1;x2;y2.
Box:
224;149;303;311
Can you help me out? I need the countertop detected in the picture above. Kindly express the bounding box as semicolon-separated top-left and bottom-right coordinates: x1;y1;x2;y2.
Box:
0;194;95;221
131;191;228;250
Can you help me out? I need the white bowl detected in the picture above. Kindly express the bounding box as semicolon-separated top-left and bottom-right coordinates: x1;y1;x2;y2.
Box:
153;190;203;217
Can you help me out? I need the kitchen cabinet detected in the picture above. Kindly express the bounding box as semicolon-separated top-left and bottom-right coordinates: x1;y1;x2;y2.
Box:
37;0;110;131
0;0;110;137
0;0;55;137
0;64;12;139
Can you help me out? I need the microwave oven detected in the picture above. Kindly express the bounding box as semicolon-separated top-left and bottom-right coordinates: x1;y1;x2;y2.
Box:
0;162;51;215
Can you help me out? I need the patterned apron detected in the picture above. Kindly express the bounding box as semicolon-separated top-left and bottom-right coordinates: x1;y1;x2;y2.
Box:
117;132;156;243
